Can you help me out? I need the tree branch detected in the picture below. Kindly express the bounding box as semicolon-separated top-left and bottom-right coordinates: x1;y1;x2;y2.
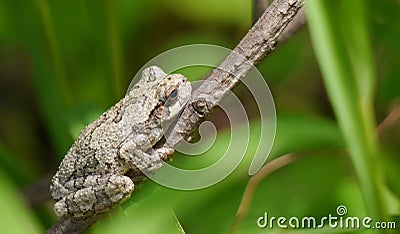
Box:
377;104;400;134
253;0;307;45
277;6;306;44
46;0;304;232
46;214;104;234
165;0;304;148
22;174;52;208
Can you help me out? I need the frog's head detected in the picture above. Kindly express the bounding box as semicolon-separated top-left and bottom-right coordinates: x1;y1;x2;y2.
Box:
142;66;192;122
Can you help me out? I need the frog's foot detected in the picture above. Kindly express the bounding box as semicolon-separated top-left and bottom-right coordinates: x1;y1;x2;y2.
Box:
53;174;134;217
155;147;174;160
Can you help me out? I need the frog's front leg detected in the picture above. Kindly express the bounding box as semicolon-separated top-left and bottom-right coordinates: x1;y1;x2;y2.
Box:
54;174;134;217
119;134;174;174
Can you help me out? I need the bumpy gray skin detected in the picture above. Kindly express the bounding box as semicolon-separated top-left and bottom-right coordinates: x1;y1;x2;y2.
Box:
50;66;191;217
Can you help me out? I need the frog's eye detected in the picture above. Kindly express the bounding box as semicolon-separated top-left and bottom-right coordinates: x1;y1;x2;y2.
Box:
166;86;178;102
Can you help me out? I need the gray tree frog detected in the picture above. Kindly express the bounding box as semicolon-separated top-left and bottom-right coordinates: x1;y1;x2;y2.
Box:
50;66;191;217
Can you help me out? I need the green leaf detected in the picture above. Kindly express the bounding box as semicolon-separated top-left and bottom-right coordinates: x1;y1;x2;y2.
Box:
306;0;387;221
0;168;42;233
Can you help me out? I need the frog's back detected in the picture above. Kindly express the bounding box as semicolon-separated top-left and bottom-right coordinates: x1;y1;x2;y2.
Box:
53;100;128;185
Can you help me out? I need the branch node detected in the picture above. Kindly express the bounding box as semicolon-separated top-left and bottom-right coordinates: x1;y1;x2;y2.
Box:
192;99;209;117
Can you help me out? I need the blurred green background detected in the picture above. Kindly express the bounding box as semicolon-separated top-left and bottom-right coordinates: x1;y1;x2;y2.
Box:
0;0;399;233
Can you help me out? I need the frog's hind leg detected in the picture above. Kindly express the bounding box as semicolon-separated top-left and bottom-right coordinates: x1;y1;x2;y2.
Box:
53;174;134;217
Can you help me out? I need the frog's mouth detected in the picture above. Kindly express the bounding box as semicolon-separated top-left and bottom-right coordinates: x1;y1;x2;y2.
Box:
154;101;187;147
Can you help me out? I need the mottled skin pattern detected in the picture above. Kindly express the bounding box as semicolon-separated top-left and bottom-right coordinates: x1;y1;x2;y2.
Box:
50;66;191;217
